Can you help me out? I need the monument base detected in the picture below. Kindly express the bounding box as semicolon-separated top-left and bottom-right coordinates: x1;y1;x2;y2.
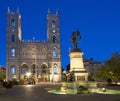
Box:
70;48;88;81
74;71;88;81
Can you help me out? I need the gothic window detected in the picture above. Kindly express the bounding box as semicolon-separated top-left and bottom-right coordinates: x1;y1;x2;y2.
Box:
11;34;15;42
53;35;57;43
42;67;46;73
11;48;15;57
53;48;57;57
54;64;58;75
52;20;56;27
11;66;15;75
11;19;15;27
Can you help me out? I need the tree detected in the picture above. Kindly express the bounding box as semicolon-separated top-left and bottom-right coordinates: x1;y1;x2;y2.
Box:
94;52;120;81
0;72;6;81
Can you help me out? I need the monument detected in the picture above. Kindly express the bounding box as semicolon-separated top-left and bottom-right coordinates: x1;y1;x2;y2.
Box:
70;30;88;81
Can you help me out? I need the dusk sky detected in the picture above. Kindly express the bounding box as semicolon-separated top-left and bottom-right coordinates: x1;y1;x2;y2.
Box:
0;0;120;69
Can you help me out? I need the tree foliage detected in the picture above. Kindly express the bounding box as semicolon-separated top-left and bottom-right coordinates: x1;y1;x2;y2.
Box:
0;72;6;80
94;52;120;80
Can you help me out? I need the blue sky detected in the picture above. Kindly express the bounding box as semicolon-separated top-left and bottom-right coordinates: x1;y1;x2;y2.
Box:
0;0;120;69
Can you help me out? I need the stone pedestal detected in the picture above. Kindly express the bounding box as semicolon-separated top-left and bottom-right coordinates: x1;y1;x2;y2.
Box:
70;48;88;81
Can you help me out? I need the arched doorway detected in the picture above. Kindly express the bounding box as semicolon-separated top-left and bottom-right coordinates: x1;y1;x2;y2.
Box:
41;64;49;82
31;64;38;79
20;64;29;80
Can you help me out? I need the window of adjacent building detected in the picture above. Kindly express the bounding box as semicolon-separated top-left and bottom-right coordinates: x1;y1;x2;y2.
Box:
53;35;57;43
11;66;15;75
11;19;15;27
11;34;15;42
54;64;58;75
53;48;57;57
11;48;15;57
52;20;56;27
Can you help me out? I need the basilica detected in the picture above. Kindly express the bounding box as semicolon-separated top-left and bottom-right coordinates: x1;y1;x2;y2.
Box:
6;8;61;82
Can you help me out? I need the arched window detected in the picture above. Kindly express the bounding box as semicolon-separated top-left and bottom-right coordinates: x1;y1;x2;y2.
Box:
52;20;56;27
54;64;58;75
11;34;15;42
53;35;57;43
53;48;57;57
11;66;15;75
11;48;15;57
11;19;15;26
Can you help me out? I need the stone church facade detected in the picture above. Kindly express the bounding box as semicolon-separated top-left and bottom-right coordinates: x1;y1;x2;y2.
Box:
6;9;61;82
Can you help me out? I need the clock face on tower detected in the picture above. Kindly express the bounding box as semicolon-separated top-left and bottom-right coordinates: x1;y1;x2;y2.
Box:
12;29;15;32
52;30;56;33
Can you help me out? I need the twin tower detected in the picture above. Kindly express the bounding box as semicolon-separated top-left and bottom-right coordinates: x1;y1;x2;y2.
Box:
6;8;61;82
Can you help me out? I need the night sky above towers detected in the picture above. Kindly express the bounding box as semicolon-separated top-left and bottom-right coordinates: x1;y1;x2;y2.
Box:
0;0;120;69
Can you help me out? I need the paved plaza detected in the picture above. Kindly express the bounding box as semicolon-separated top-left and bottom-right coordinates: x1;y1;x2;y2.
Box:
0;84;120;101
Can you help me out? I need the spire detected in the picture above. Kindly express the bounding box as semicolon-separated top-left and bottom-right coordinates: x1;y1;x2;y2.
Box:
48;8;51;14
56;9;59;15
17;7;20;14
7;7;10;13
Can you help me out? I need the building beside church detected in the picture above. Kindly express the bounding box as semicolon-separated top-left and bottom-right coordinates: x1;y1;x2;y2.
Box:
84;58;101;80
6;8;61;82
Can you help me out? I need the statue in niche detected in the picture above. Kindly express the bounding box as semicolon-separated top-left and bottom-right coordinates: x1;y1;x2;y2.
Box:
71;29;81;49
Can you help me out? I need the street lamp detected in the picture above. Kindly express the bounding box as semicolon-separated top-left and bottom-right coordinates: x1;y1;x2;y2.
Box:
26;72;31;78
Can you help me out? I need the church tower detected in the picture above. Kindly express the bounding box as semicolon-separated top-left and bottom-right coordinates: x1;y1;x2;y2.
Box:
47;9;61;82
6;8;22;80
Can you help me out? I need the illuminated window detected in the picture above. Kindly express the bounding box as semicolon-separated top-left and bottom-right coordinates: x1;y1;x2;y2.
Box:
53;48;57;57
11;48;15;56
54;64;58;75
52;20;56;27
11;19;15;26
53;35;57;43
11;66;15;75
11;34;15;42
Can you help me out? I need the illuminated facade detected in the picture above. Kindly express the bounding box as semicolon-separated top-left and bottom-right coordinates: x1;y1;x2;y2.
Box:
6;8;61;82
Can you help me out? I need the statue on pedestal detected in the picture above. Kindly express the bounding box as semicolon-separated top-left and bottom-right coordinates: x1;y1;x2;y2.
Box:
70;29;88;81
71;29;81;49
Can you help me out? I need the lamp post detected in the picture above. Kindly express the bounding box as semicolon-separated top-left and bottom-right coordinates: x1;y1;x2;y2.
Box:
26;72;31;80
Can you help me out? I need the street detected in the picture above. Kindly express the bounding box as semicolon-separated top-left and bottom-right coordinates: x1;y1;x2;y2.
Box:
0;84;120;101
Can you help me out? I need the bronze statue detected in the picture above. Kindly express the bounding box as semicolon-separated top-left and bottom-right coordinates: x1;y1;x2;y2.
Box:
71;29;81;48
